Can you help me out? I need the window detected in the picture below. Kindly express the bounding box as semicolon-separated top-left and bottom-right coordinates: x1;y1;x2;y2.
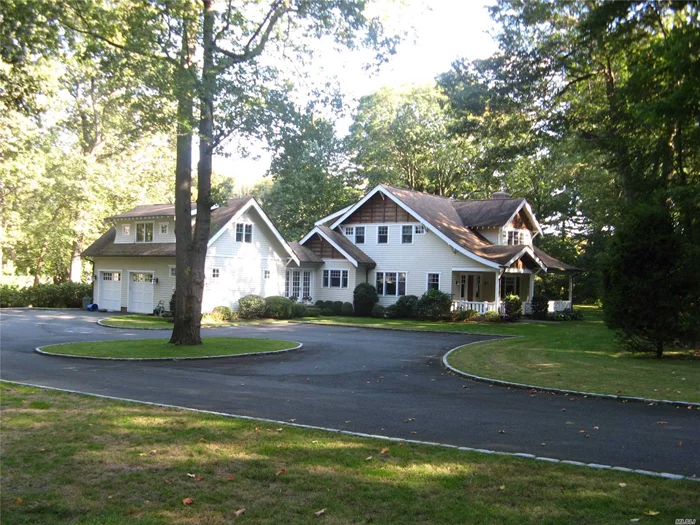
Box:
160;223;169;235
212;268;220;279
285;271;290;297
355;226;365;244
322;269;348;288
169;266;176;278
302;271;311;298
292;271;301;297
135;222;153;243
375;272;406;297
123;225;130;236
264;270;270;279
507;230;524;245
235;223;253;243
402;225;413;244
345;226;354;236
414;224;425;235
502;276;520;298
103;272;121;282
427;273;440;291
377;225;388;244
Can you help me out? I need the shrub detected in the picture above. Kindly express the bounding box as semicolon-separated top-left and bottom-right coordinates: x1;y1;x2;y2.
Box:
314;300;324;307
322;300;334;310
332;301;343;315
238;294;266;319
341;302;354;315
305;308;321;317
372;304;386;318
531;295;549;320
291;302;307;318
321;308;335;316
385;304;399;319
503;294;522;321
264;296;294;319
548;309;584;322
483;310;501;322
416;289;452;320
394;295;419;318
452;309;479;322
210;305;233;322
464;309;480;321
0;282;92;308
353;283;378;317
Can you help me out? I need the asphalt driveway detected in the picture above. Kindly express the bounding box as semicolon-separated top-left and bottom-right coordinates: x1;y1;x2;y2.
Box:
1;309;698;477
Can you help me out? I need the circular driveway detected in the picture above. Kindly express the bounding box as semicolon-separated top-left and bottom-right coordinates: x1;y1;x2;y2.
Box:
1;309;698;477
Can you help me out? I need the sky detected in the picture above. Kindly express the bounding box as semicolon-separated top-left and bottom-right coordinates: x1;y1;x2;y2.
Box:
220;0;498;192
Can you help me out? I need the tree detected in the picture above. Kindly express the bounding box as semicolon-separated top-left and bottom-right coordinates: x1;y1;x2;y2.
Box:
264;111;359;241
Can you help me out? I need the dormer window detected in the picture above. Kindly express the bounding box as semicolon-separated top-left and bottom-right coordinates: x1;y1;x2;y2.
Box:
507;230;526;245
136;222;153;243
235;223;253;243
160;223;169;235
123;224;130;236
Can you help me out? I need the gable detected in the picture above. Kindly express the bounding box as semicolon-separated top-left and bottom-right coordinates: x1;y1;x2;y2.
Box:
508;209;537;231
303;233;346;259
341;192;419;225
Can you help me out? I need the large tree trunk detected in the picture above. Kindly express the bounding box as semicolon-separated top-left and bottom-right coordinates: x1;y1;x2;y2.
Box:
170;13;199;345
69;236;83;282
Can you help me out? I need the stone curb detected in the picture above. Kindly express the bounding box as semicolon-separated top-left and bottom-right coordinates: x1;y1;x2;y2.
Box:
290;320;509;339
442;343;700;409
34;340;303;361
1;379;697;483
97;318;287;330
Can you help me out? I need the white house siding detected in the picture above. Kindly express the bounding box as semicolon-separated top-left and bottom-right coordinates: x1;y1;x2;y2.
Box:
203;208;290;311
113;219;176;244
479;228;501;245
92;256;175;311
310;259;357;304
339;223;494;307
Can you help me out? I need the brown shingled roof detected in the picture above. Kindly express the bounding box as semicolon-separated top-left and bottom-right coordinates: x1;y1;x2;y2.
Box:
317;225;376;266
452;198;525;228
105;203;178;220
533;246;582;272
289;242;324;264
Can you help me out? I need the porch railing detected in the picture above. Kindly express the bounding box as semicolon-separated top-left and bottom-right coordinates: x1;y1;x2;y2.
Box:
522;300;573;314
451;300;499;314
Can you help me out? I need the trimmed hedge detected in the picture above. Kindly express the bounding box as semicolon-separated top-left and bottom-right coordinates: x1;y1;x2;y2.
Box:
210;306;234;322
332;301;344;315
372;304;386;318
264;296;294;319
503;294;522;321
341;302;354;315
291;302;307;318
238;294;267;319
531;295;549;320
0;283;92;308
416;289;452;320
353;283;378;317
394;295;419;318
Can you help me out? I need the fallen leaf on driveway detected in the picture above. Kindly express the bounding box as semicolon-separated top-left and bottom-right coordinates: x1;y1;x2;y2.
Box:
289;419;296;422
276;468;286;476
618;483;627;488
314;509;326;517
182;497;193;506
234;508;245;517
644;510;659;516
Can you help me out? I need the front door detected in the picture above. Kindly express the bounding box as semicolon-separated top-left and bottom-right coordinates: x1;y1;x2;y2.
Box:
128;272;154;313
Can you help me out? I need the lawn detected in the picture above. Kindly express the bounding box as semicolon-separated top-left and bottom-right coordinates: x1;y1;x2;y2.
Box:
39;338;298;359
1;384;697;525
99;314;280;329
300;308;700;403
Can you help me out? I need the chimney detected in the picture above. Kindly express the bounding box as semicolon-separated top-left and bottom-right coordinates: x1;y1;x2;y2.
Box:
491;191;511;200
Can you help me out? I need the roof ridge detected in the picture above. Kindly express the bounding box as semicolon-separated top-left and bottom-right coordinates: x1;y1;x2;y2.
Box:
381;184;523;203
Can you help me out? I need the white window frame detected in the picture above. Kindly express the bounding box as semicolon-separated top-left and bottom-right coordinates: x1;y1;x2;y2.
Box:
414;224;426;235
355;226;365;244
344;226;354;237
264;270;271;279
168;265;176;278
135;222;154;243
322;268;349;289
123;224;130;236
502;275;521;298
375;271;407;297
426;272;441;291
401;225;413;244
377;225;389;244
235;222;254;243
211;268;220;279
160;222;169;235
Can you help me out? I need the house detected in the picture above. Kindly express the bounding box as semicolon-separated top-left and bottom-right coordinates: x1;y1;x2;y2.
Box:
287;184;580;314
82;197;299;313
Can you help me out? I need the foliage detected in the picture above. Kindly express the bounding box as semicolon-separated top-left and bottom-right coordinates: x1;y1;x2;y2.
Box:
451;309;480;322
341;302;354;316
416;289;452;320
530;296;549;321
315;300;325;307
331;301;344;316
0;282;92;308
237;295;267;320
291;302;307;318
353;283;379;317
603;205;694;357
208;306;234;322
371;304;386;318
483;311;501;323
264;296;294;319
503;294;522;322
385;304;399;319
548;310;584;322
394;295;419;319
320;308;334;316
169;291;177;314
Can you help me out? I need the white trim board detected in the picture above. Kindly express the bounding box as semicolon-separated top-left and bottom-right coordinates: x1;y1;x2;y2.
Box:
299;227;359;267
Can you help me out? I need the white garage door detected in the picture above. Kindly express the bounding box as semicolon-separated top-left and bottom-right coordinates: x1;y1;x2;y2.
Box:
99;272;122;311
128;272;154;314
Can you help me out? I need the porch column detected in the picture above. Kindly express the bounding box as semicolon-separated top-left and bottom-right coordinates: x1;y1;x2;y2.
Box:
494;271;501;312
529;271;536;301
568;274;573;305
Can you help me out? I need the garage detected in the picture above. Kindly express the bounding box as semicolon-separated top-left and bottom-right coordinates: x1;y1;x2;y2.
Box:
128;272;154;314
99;271;122;311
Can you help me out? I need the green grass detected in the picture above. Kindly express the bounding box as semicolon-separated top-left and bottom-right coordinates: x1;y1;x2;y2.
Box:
40;338;297;359
1;384;697;525
300;308;700;403
100;314;281;329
